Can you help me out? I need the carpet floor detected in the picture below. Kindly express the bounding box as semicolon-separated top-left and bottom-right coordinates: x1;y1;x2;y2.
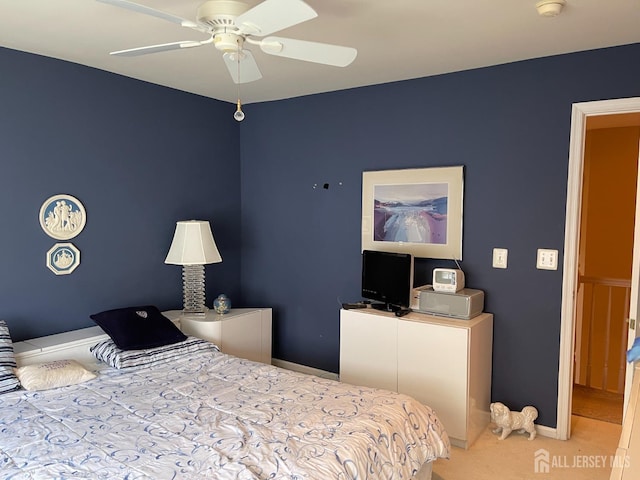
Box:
432;415;622;480
572;384;623;424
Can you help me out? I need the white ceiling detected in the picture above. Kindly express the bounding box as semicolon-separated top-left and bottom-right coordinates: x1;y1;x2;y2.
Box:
1;0;639;105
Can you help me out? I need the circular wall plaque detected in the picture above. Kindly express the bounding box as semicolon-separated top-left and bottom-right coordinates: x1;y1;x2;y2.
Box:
39;194;86;240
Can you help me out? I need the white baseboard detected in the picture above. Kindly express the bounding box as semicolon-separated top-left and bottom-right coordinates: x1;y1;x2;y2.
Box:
271;358;339;381
537;424;558;439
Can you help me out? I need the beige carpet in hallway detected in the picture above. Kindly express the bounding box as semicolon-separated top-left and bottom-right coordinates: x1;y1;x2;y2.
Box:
432;415;622;480
573;384;623;425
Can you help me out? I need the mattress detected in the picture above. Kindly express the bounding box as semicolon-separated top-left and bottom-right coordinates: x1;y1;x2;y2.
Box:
0;344;449;479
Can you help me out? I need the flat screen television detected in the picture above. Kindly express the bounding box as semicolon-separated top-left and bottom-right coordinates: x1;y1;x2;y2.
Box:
361;250;414;312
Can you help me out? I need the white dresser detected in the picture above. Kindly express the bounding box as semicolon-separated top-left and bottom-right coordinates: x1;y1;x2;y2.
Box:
340;308;493;449
163;308;272;365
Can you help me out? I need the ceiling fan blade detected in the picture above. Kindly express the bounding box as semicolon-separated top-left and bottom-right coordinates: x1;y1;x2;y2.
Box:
260;37;357;67
223;50;263;84
236;0;317;37
111;40;205;57
96;0;201;29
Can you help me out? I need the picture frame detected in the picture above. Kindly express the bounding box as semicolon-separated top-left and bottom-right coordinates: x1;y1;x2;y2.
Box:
361;166;464;259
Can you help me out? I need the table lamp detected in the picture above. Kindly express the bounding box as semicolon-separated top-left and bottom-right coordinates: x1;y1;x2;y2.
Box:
165;220;222;316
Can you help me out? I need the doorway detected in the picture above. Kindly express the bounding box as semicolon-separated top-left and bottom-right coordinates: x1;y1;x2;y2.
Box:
571;122;639;425
558;97;640;440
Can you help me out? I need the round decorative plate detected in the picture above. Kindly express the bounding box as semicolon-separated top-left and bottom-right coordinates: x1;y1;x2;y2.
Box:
46;242;80;275
39;194;86;240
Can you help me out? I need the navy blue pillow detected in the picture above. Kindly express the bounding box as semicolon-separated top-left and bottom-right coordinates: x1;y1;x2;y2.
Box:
90;306;186;351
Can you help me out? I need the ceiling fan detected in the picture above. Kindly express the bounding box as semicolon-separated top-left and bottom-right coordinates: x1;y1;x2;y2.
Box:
97;0;358;84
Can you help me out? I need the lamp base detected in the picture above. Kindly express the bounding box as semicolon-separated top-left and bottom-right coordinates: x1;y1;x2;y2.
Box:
182;264;208;315
182;306;208;318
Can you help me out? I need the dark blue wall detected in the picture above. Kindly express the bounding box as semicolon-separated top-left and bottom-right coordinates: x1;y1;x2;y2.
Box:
3;42;640;430
240;43;640;428
0;47;242;341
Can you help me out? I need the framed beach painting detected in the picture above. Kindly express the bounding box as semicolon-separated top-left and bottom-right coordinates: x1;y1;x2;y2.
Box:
361;166;464;259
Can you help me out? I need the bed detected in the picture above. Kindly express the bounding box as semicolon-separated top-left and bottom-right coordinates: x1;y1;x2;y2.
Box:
0;314;450;479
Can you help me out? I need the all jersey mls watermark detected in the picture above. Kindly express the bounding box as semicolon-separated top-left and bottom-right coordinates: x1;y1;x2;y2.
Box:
534;448;630;473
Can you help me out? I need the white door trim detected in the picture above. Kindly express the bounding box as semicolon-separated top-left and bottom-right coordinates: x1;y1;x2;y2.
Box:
558;96;640;440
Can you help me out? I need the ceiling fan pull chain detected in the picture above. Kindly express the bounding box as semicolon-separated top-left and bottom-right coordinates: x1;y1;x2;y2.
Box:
234;37;245;122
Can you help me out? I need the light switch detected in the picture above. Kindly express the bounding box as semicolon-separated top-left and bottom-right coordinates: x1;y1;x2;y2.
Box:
493;248;508;269
537;249;558;270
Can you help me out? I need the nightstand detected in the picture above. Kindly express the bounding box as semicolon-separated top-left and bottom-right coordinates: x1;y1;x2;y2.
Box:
163;308;272;364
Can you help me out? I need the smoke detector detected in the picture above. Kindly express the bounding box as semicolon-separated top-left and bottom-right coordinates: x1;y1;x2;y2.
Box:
536;0;566;17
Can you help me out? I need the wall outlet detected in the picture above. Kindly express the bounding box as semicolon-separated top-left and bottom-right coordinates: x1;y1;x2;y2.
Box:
537;248;558;270
493;248;508;269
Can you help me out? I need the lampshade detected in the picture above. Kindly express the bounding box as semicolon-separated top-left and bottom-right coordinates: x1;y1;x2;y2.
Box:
165;220;222;266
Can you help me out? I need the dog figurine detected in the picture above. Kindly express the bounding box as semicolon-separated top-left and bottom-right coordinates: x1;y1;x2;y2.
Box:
490;402;538;440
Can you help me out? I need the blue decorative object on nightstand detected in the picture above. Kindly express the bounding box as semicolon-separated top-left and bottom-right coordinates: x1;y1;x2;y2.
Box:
213;294;231;314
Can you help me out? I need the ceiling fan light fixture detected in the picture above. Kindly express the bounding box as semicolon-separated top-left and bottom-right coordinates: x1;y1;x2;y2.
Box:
536;0;566;17
214;32;244;52
100;0;357;90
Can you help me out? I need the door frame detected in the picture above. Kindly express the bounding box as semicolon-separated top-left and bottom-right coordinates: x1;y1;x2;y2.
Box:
558;96;640;440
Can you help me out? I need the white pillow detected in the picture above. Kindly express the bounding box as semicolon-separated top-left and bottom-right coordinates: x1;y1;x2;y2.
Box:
15;359;96;391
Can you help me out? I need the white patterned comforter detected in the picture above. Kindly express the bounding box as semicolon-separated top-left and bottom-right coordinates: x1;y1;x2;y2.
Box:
0;345;449;479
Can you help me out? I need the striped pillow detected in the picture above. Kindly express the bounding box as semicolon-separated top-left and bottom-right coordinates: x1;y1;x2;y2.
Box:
90;336;219;369
0;320;20;394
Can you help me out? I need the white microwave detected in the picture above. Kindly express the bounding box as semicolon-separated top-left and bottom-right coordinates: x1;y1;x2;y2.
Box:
432;268;465;293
